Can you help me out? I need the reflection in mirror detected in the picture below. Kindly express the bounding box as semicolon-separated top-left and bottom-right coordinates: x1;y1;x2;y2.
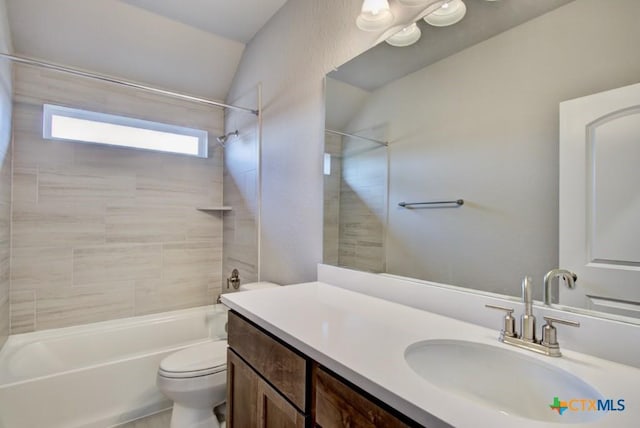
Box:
323;130;388;273
323;0;640;323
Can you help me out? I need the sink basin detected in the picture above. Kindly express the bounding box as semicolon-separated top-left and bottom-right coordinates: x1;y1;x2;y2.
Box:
405;340;603;423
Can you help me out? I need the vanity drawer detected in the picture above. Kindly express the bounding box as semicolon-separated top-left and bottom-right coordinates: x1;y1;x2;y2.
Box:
227;311;308;411
313;365;414;428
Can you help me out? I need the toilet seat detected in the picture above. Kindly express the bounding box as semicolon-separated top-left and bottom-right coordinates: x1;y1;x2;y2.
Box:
158;341;227;379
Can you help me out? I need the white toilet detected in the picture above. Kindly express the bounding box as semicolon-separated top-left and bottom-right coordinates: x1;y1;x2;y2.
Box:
157;282;279;428
157;341;228;428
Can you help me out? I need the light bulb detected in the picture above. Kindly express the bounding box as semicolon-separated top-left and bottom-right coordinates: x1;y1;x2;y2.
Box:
356;0;394;31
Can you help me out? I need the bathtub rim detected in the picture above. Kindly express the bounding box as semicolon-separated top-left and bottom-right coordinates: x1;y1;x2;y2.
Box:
2;304;227;350
0;304;228;387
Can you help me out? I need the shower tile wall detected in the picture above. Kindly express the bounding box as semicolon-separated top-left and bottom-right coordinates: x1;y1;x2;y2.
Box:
337;139;386;273
322;133;386;273
222;107;259;287
0;0;11;348
9;64;225;333
0;59;10;347
323;132;342;265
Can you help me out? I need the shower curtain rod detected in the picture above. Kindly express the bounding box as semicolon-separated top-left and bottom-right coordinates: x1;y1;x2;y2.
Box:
0;52;259;116
325;129;388;146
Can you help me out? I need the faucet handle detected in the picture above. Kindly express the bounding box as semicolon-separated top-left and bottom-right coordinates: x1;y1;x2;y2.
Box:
543;316;580;327
485;304;516;337
485;304;514;314
541;316;580;348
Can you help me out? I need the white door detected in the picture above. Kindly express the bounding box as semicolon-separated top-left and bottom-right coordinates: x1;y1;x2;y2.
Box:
559;82;640;318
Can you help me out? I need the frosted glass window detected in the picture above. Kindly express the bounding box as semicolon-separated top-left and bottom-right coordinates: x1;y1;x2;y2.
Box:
324;153;331;175
43;104;208;158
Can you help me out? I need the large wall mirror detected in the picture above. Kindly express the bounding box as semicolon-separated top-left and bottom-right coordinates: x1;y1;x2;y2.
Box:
323;0;640;323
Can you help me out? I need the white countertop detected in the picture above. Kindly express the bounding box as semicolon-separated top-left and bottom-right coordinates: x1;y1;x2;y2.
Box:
222;282;639;428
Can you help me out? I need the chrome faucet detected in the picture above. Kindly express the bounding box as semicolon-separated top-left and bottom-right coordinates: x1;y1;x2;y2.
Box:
521;276;536;342
543;269;577;306
486;275;580;357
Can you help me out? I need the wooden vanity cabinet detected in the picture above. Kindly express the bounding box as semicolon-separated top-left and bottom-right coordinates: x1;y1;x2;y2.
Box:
227;350;306;428
226;350;259;427
313;365;413;428
227;311;309;428
227;311;420;428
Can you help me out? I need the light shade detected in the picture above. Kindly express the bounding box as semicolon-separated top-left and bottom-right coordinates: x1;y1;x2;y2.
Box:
356;0;394;31
386;23;422;47
424;0;467;27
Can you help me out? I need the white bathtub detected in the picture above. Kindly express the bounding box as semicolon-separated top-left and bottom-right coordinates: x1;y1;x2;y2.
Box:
0;305;228;428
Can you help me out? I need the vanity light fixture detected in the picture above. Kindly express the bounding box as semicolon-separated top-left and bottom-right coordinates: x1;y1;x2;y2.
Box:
385;23;422;47
356;0;394;31
423;0;467;27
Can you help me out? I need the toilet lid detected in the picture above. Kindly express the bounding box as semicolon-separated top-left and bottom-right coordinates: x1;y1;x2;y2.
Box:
159;341;227;378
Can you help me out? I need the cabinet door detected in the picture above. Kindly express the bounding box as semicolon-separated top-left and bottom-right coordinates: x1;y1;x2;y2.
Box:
227;349;258;428
228;311;308;410
313;365;413;428
228;348;307;428
257;374;307;428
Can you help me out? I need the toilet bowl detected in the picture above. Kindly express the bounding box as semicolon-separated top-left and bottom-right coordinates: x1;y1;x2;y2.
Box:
157;282;280;427
157;341;227;428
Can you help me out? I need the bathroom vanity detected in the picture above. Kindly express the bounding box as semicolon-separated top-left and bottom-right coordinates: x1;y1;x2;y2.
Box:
222;281;640;428
226;310;412;427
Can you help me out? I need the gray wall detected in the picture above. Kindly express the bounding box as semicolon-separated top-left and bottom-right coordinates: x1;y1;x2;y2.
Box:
226;0;435;285
10;64;225;332
0;0;12;349
6;0;244;100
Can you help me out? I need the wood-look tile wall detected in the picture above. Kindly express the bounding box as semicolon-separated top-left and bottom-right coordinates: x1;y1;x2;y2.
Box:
0;57;11;347
337;139;386;273
9;64;225;333
323;132;342;266
322;135;386;273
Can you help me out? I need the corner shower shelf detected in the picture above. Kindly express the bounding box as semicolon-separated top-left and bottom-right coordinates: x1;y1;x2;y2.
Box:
196;206;233;212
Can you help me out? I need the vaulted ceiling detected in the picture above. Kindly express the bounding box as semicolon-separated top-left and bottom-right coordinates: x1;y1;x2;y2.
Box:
6;0;287;101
